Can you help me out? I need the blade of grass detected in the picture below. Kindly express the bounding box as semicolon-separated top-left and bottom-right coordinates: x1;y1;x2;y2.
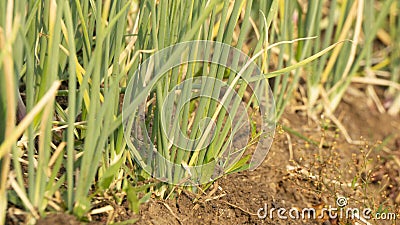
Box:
0;2;18;221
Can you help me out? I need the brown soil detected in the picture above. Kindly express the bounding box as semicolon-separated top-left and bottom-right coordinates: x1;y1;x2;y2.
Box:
36;213;81;225
8;89;400;225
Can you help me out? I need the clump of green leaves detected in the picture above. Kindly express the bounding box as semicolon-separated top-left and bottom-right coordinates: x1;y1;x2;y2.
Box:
2;0;397;224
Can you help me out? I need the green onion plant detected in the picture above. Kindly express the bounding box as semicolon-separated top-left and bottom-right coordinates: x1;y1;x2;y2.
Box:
2;0;397;224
